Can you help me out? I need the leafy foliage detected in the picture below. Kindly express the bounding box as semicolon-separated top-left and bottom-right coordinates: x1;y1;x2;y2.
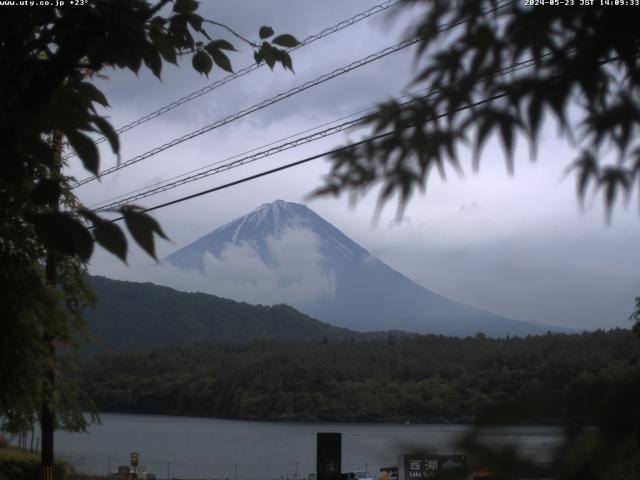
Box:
309;4;640;476
0;448;67;480
631;297;640;339
0;0;298;430
73;329;640;478
252;24;298;72
74;329;638;424
1;0;300;273
316;1;640;221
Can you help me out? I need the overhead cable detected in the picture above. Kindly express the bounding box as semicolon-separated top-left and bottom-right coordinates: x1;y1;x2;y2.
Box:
91;55;541;212
71;36;420;189
99;89;526;226
62;0;405;160
71;0;515;189
88;105;385;210
90;96;425;212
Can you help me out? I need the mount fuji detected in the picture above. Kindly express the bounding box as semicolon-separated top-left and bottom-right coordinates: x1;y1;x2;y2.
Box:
165;200;560;337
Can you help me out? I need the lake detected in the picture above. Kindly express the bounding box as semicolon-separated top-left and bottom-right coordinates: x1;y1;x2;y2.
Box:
56;413;562;479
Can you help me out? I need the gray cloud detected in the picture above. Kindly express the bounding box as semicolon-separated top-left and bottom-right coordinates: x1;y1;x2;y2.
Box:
75;1;640;333
93;228;335;306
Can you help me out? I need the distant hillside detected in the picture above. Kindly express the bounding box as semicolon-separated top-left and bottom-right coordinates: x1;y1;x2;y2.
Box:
83;276;363;352
75;329;640;423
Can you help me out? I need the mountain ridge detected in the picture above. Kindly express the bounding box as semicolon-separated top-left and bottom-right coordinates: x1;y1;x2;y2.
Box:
165;200;565;337
83;275;366;352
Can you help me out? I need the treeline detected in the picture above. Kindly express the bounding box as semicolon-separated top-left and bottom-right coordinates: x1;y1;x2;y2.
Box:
73;329;640;423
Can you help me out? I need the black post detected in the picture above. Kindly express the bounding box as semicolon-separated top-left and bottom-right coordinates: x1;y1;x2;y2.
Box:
40;332;55;480
41;132;61;480
41;252;56;479
317;433;341;480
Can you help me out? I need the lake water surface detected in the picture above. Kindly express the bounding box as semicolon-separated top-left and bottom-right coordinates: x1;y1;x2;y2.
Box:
56;413;562;479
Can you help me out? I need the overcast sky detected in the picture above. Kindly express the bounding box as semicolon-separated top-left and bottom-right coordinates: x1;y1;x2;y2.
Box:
72;0;639;331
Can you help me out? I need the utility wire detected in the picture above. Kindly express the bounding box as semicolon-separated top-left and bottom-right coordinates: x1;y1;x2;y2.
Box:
91;55;540;212
97;45;607;224
92;118;367;211
72;0;514;189
62;0;405;161
72;36;420;189
89;94;420;211
88;104;387;210
98;90;515;226
120;51;620;222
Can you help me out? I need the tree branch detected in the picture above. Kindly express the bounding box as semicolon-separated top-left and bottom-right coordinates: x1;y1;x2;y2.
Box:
204;20;258;48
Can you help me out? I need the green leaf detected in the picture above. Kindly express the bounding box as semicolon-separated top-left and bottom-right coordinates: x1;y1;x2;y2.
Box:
95;221;127;262
65;130;99;175
527;92;543;143
272;34;300;48
259;26;274;39
498;118;515;174
169;15;195;51
253;50;263;65
566;151;598;209
192;49;212;76
205;44;233;73
75;82;109;108
598;167;631;224
31;179;61;206
32;212;94;262
80;209;128;262
273;48;293;71
173;0;199;14
150;30;177;65
261;43;276;69
121;206;169;260
187;13;203;32
142;42;163;79
473;115;494;172
90;115;120;155
209;39;236;51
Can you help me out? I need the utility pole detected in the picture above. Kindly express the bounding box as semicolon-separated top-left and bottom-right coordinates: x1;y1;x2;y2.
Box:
41;131;62;480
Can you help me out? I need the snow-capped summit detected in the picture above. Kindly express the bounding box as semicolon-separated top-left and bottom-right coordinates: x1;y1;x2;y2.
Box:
165;200;368;271
165;200;563;336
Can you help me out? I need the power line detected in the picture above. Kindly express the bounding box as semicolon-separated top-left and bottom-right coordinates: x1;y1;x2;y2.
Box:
92;118;363;211
88;103;386;210
99;46;607;223
89;94;420;211
99;90;513;226
62;0;405;161
91;54;541;212
71;35;421;189
71;1;515;189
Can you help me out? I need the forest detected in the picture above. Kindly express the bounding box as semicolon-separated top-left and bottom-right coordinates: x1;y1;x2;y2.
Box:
72;329;640;424
82;276;366;352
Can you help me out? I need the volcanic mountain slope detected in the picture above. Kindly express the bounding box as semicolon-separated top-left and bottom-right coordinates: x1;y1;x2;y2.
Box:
165;200;563;337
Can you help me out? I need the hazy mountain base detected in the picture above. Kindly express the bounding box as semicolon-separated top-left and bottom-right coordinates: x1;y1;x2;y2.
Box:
164;200;565;336
82;276;559;354
73;329;639;424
